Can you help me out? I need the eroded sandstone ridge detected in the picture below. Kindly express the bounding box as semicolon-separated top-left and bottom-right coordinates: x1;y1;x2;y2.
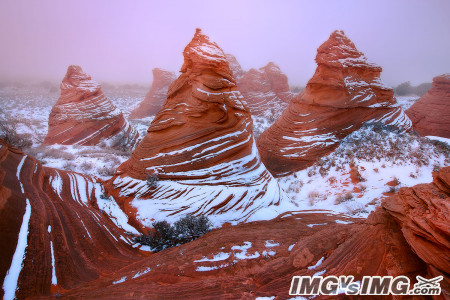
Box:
225;54;294;120
406;73;450;138
1;136;448;298
129;68;177;119
106;29;284;228
383;166;450;295
0;139;142;299
43;65;139;146
257;30;412;176
238;62;294;120
52;166;450;298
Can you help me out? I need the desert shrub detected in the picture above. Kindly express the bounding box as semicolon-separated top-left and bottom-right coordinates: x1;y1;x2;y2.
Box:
146;173;159;188
80;161;93;172
174;215;212;243
358;183;367;192
44;148;76;160
98;165;116;177
335;192;353;205
346;203;369;215
0;120;33;149
433;163;441;172
388;186;399;193
134;215;212;252
392;176;401;186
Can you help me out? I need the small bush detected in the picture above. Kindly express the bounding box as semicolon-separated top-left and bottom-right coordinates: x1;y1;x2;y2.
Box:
335;192;353;205
134;215;212;252
98;165;116;177
0;121;33;149
307;191;321;205
147;173;159;188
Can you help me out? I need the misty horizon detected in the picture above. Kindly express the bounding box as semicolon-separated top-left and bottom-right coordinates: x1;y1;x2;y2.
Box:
1;0;449;87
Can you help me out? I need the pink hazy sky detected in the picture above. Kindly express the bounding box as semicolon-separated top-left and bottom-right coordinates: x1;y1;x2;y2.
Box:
0;0;449;86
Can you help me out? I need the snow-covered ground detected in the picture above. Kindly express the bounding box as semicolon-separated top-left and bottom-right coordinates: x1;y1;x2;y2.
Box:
277;124;449;218
0;86;147;180
395;95;420;110
1;87;449;224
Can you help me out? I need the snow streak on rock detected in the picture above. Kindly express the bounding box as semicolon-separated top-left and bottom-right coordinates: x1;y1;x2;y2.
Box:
257;30;412;176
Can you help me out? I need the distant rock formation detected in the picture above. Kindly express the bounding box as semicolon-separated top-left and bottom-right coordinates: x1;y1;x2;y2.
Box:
0;138;142;299
406;74;450;138
257;30;412;176
238;62;294;120
225;54;245;80
129;68;177;119
105;29;284;228
44;65;139;146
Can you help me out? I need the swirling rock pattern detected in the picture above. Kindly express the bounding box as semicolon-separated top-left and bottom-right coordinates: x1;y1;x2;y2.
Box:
106;29;284;228
2;137;446;298
129;68;177;119
0;139;142;299
406;74;450;138
383;166;450;294
43;65;139;146
257;30;412;176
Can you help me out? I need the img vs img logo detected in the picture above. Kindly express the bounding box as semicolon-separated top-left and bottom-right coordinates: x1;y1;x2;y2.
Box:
289;275;443;296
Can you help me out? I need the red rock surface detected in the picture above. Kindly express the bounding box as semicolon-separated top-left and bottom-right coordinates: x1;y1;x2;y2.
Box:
406;73;450;138
0;139;143;299
53;208;444;299
257;30;412;176
105;29;284;229
1;137;447;298
43;65;139;146
383;166;450;295
226;55;295;120
225;54;245;80
129;68;177;119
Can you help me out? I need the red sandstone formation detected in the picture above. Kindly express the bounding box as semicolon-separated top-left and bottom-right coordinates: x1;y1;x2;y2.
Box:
406;73;450;138
383;167;450;294
0;139;142;299
105;29;284;229
48;170;450;299
43;65;139;146
238;62;294;120
257;30;412;176
225;54;245;80
224;53;295;120
1;136;448;298
129;68;177;119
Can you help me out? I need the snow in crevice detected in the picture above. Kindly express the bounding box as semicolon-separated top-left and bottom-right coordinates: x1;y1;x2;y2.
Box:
2;199;31;300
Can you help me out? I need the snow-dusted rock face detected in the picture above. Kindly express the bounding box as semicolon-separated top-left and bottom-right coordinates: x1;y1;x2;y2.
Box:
43;65;139;146
0;139;142;299
257;30;412;176
225;54;245;80
129;68;177;119
231;58;294;120
383;166;450;285
406;73;450;138
106;29;284;228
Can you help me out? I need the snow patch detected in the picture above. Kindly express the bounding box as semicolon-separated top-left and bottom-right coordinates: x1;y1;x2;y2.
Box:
2;199;31;300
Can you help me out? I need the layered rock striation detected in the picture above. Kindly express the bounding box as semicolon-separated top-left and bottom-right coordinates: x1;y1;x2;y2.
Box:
106;29;284;228
257;30;412;176
0;139;142;299
238;62;294;120
129;68;177;119
43;65;139;146
406;73;450;138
